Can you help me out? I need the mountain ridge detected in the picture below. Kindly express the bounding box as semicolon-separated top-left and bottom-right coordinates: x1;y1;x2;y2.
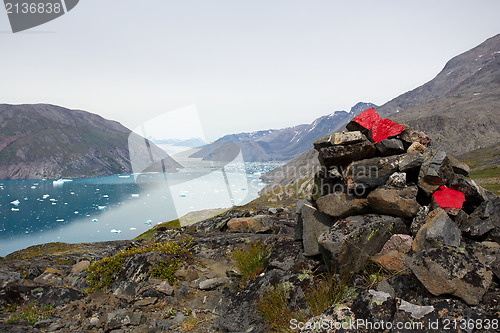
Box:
190;102;377;162
0;103;182;180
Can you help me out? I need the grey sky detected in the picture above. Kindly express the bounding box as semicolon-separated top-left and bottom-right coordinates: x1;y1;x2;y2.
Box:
1;0;500;141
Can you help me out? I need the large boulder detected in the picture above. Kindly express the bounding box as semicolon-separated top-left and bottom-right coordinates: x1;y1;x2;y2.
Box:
457;198;499;240
316;193;370;218
408;246;493;305
418;149;454;195
367;185;421;218
227;215;273;233
412;208;461;253
344;155;400;194
300;203;336;256
313;131;366;149
318;214;407;274
317;140;376;169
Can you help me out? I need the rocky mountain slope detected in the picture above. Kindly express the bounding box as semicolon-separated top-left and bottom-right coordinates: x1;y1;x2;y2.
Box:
0;104;182;180
261;34;500;195
382;33;500;155
190;102;377;162
0;110;499;332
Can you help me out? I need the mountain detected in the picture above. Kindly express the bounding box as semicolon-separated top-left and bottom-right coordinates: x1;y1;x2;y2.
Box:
0;104;182;180
152;137;206;148
260;34;500;195
381;34;500;155
190;102;377;162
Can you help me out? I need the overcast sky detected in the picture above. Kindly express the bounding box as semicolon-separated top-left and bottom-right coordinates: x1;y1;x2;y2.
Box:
1;0;500;140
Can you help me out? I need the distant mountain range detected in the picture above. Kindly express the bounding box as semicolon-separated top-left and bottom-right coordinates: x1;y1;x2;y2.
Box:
152;137;207;148
260;33;500;195
0;104;182;180
190;102;377;162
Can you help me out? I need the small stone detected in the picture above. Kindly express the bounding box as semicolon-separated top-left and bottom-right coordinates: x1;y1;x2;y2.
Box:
43;268;63;275
368;186;421;218
156;281;174;296
448;154;470;176
375;138;405;156
407;142;426;154
398;300;434;319
372;250;408;272
134;297;157;307
199;277;229;290
313;131;365;149
410;206;430;236
412;208;461;253
381;234;413;254
418;149;454;195
71;260;90;274
386;172;406;187
398;152;424;173
227;215;273;233
316;193;370;218
317;139;376;168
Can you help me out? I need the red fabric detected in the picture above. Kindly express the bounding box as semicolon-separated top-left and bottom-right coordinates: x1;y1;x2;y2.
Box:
352;107;381;130
371;118;405;143
433;186;466;210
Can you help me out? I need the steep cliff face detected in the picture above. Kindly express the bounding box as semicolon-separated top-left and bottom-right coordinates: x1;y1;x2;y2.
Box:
0;104;182;180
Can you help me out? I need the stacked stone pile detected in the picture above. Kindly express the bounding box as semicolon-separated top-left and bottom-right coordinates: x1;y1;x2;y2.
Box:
298;107;499;305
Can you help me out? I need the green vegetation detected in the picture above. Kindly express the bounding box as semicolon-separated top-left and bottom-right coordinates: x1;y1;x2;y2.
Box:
304;273;354;316
256;282;301;333
460;144;500;195
5;242;82;261
6;303;53;325
135;219;181;240
85;238;195;293
360;262;393;289
256;273;353;332
233;240;272;287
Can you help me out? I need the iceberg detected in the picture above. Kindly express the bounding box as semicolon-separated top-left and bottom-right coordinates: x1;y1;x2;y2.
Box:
131;194;140;198
129;227;137;230
56;219;64;222
92;218;98;223
98;206;107;210
10;200;20;206
110;229;122;233
11;208;19;212
145;219;152;226
42;194;50;199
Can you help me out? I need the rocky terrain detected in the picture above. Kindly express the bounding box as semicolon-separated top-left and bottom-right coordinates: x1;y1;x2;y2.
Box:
0;109;499;333
190;102;377;162
0;104;182;180
259;34;500;195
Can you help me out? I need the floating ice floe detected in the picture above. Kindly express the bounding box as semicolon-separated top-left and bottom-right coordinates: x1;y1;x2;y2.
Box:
131;194;140;198
103;195;109;198
56;219;64;222
74;211;79;214
118;175;130;178
11;208;19;212
53;179;73;186
70;192;75;195
145;220;152;226
129;227;137;230
92;219;98;223
30;186;37;189
49;198;57;202
110;229;122;233
179;194;187;197
10;200;20;206
24;197;28;201
98;206;107;210
42;194;50;199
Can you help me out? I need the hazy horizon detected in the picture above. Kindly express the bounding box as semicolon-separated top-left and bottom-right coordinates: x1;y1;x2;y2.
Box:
2;0;500;140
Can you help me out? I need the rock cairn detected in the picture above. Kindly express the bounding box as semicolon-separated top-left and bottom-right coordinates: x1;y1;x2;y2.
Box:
298;107;499;306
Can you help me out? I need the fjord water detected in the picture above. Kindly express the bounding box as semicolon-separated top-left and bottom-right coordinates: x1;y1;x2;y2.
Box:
0;161;280;256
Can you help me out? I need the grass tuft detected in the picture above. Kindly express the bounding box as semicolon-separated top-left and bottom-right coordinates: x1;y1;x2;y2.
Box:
233;240;272;287
6;303;53;325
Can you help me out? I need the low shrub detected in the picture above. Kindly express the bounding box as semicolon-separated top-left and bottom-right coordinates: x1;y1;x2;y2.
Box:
233;240;272;287
85;237;195;293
